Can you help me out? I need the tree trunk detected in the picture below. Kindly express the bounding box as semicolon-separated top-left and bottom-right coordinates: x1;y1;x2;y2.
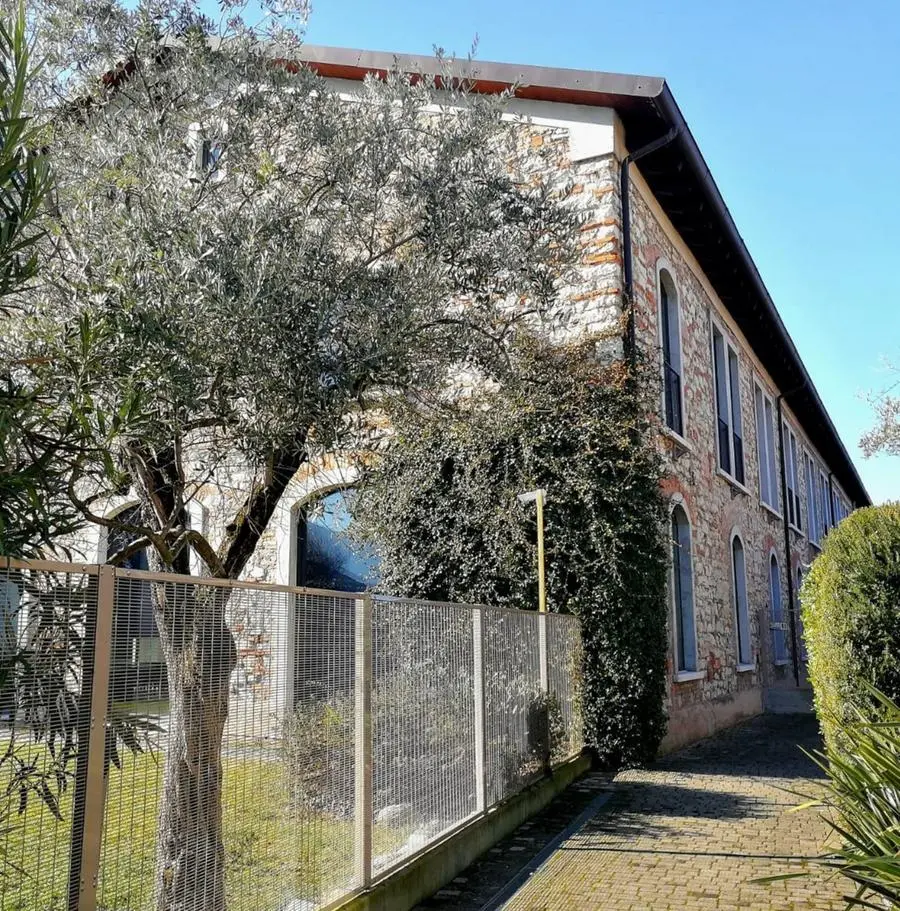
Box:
153;581;237;911
131;441;305;909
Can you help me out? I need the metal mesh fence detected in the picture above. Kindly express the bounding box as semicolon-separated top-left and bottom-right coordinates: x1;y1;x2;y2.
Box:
371;598;477;875
482;607;545;807
546;614;584;760
0;562;96;911
0;560;582;911
97;576;360;911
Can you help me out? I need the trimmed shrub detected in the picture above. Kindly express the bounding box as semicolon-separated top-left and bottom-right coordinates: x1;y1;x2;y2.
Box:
802;503;900;750
355;335;669;768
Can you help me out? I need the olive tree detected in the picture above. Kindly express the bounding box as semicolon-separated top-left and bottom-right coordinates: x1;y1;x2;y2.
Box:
11;2;574;907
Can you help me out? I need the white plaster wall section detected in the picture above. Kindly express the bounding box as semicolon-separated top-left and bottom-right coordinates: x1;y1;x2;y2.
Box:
320;74;617;163
502;99;616;162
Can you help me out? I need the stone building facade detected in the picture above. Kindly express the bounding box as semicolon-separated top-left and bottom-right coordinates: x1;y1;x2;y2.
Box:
66;48;867;752
283;48;868;751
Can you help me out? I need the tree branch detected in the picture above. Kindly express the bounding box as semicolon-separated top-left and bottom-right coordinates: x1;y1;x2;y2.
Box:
218;438;307;579
106;535;154;567
170;529;226;578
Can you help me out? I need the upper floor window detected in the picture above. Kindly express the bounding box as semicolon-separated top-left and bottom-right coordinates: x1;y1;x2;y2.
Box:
189;120;226;181
769;554;788;663
820;470;832;534
754;383;779;512
658;268;684;438
200;139;224;174
670;504;697;674
782;422;802;532
805;452;822;545
712;323;744;484
831;489;850;525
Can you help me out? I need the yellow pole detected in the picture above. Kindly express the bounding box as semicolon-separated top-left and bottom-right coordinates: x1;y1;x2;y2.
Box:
536;490;547;614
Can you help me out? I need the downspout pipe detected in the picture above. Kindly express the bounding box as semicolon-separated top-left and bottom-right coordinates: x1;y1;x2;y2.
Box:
776;390;805;687
621;125;681;362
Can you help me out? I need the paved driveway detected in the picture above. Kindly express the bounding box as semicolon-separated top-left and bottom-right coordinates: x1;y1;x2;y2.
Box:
502;714;845;911
416;714;848;911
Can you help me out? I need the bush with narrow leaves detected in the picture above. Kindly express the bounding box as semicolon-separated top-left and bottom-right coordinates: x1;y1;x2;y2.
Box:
759;687;900;909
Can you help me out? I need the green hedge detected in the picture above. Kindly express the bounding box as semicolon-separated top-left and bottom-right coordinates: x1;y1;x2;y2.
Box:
802;503;900;750
355;335;669;768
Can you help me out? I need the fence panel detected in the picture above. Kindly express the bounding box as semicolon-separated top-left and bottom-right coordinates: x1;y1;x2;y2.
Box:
370;598;477;875
481;607;544;807
0;561;98;911
0;560;582;911
96;576;360;911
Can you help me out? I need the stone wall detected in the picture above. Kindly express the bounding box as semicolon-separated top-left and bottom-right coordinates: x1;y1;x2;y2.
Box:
624;160;850;750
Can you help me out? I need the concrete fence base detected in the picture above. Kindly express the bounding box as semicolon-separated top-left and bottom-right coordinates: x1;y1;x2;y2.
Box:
330;752;593;911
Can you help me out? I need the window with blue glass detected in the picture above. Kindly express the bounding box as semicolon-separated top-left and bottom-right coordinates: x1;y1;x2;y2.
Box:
295;488;379;592
670;505;697;673
659;269;684;437
712;323;745;485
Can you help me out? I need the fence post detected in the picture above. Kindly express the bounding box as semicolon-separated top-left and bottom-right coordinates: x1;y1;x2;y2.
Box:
68;564;115;911
472;607;487;814
354;594;373;889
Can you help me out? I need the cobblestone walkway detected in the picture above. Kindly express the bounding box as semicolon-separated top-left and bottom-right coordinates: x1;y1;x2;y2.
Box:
417;714;848;911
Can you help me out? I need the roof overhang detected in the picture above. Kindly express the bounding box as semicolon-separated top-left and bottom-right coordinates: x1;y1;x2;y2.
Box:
297;44;870;507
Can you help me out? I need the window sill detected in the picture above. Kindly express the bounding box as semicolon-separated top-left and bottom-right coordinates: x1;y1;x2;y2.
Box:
736;663;755;674
788;523;804;537
760;500;783;521
661;426;691;452
773;658;792;667
673;670;706;683
808;539;822;553
716;468;750;496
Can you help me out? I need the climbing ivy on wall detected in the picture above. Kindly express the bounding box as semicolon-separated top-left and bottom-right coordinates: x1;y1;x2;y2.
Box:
355;333;670;768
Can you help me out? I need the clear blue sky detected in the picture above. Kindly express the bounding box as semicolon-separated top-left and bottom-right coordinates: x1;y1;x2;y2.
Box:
221;0;900;503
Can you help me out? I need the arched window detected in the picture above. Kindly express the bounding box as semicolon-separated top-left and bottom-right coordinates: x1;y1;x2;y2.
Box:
671;505;697;673
731;534;751;667
769;554;787;662
294;488;379;591
659;268;684;437
105;504;165;701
